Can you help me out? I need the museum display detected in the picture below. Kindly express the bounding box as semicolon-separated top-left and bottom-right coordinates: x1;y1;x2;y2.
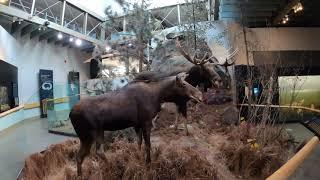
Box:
0;60;18;112
1;0;320;179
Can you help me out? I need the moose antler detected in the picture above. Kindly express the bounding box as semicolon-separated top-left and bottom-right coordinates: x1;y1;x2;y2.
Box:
175;39;210;65
175;38;236;67
175;38;197;64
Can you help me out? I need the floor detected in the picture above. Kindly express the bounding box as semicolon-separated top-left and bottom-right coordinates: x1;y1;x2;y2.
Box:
285;123;320;180
0;118;319;179
0;117;71;180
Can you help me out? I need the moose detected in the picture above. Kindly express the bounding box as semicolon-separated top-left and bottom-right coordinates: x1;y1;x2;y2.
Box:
134;35;236;134
69;74;203;176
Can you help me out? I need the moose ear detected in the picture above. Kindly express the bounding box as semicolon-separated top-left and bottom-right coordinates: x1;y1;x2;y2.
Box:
176;76;183;85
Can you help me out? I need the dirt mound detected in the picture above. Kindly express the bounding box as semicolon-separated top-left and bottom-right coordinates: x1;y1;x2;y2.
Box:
19;103;294;180
19;138;218;180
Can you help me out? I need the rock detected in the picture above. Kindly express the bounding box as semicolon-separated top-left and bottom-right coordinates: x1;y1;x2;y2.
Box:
222;106;239;125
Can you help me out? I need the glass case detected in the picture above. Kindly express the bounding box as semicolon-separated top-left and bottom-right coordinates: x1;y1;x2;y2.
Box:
46;76;130;136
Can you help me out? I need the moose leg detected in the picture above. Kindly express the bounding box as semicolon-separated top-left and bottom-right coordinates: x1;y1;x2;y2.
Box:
174;113;180;131
142;127;151;164
95;130;104;156
77;140;93;176
178;103;189;135
183;117;188;136
151;114;159;131
135;127;142;150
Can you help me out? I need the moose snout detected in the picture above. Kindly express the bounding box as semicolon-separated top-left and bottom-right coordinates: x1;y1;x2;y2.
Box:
192;92;203;103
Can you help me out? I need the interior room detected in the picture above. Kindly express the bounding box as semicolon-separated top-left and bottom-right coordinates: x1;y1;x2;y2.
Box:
0;0;320;179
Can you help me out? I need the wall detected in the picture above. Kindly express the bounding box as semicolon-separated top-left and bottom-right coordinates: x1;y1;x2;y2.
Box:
0;25;90;121
245;27;320;64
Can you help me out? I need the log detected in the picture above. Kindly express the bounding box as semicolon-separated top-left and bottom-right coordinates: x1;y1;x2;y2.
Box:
267;136;319;180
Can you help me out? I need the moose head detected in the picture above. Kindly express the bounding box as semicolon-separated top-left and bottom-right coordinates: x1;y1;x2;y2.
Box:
174;73;203;102
174;37;235;90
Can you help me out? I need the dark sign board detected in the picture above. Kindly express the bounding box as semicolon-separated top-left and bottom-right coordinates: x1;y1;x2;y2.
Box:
39;69;53;118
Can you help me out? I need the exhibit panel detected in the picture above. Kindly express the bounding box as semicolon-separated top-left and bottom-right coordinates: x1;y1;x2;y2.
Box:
0;60;18;113
39;69;54;118
278;75;320;122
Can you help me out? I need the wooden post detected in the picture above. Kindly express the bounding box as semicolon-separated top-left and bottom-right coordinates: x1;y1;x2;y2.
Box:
267;136;319;180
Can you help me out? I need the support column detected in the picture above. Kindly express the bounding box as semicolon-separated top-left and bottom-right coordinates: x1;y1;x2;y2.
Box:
177;4;181;25
83;12;88;34
30;0;36;16
207;0;212;21
123;16;126;32
61;0;66;26
100;22;106;41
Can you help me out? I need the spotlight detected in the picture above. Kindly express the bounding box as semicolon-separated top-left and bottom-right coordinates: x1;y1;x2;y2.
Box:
293;2;303;13
285;15;289;21
18;21;21;24
57;32;63;39
69;37;74;42
282;20;287;24
38;26;42;31
75;39;82;46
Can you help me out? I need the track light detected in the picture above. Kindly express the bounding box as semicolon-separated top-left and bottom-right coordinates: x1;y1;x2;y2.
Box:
12;16;17;23
285;15;289;21
293;2;303;13
75;39;82;46
57;32;63;39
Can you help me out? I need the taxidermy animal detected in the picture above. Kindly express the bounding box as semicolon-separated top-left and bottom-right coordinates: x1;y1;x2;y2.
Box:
69;74;203;176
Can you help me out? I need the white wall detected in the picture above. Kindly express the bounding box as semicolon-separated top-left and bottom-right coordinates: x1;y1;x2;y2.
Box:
246;27;320;51
0;25;90;105
245;27;320;65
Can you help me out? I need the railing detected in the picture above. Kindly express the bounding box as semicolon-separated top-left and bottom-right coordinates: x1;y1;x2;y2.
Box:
6;0;103;40
267;136;319;180
239;103;320;179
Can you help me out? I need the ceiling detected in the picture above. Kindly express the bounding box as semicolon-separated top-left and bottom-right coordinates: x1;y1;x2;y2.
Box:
218;0;320;27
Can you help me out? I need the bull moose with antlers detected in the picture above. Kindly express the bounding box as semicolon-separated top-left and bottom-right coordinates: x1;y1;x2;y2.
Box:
134;33;236;134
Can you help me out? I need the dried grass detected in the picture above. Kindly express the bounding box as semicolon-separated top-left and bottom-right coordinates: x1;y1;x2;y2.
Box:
19;138;218;180
19;103;294;180
219;122;294;179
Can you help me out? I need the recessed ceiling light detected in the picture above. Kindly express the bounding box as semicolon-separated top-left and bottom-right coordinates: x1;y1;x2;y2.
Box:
75;39;82;46
57;32;63;39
